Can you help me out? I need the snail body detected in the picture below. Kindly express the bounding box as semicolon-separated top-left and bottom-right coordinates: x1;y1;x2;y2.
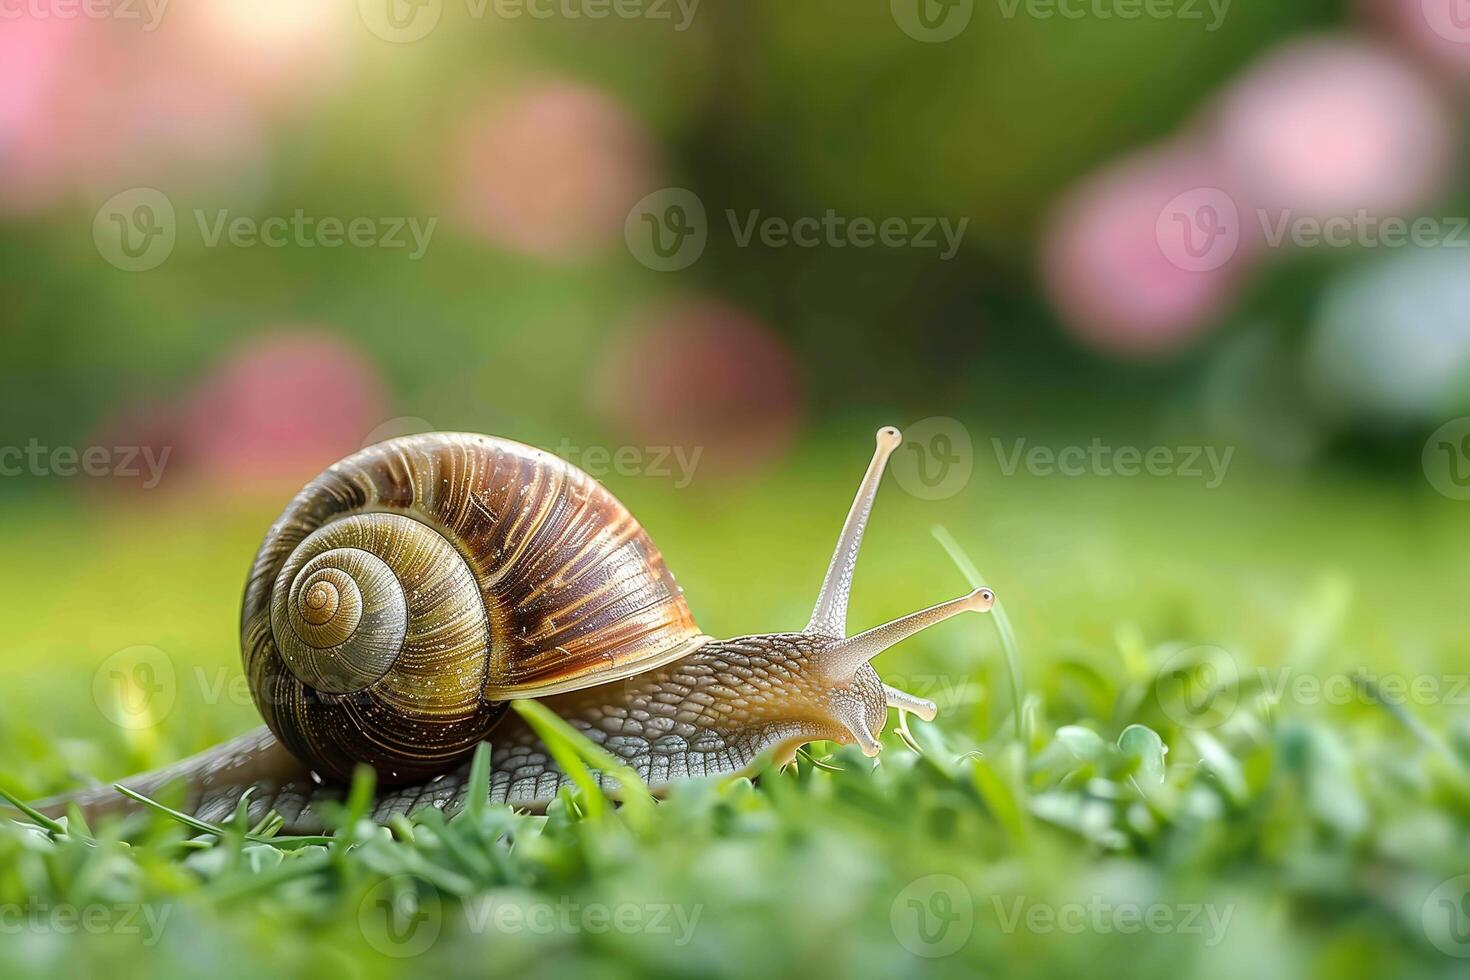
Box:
35;428;993;831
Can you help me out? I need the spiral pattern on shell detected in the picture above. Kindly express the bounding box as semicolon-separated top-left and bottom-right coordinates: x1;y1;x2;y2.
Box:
240;433;708;785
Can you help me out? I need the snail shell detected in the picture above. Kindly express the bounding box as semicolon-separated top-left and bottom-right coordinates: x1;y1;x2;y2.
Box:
240;433;708;785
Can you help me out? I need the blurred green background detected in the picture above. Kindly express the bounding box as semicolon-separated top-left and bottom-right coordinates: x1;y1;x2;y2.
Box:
3;1;1470;978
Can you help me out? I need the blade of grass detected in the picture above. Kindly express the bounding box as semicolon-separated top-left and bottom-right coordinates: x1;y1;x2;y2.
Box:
112;784;331;847
933;525;1026;746
512;700;655;828
113;783;231;837
0;781;70;837
457;741;492;825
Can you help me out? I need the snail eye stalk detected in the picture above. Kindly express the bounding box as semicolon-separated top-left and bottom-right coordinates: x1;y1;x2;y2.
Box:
818;588;994;682
882;685;938;722
806;426;903;639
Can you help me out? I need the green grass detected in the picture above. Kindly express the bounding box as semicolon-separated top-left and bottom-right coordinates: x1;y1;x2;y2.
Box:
2;453;1469;979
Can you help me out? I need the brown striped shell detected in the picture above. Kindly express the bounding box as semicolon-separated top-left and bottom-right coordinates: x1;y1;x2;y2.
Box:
240;433;709;785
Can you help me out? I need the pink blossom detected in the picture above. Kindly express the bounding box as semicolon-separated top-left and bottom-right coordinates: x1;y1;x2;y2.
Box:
446;80;656;260
1211;36;1453;220
1041;144;1251;357
591;301;803;476
179;331;387;487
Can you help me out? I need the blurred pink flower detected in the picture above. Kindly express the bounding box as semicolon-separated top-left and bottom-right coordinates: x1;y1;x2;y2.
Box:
1041;144;1252;357
447;81;657;260
180;332;387;487
1365;0;1470;76
1211;36;1453;220
0;16;269;213
591;301;803;476
0;17;82;212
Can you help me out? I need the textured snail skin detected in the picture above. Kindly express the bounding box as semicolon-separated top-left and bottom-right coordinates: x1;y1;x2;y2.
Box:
242;433;708;785
41;636;888;834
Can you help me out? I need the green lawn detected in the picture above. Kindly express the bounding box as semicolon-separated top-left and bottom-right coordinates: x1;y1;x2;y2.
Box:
2;440;1468;979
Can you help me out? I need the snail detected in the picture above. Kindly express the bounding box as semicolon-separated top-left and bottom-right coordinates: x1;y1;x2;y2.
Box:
32;428;993;832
